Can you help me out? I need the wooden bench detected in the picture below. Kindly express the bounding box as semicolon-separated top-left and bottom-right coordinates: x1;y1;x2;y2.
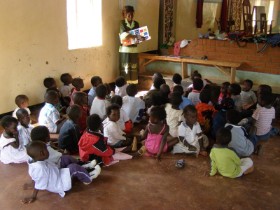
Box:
138;53;242;83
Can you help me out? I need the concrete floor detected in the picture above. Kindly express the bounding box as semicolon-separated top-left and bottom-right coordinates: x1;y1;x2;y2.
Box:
1;133;280;210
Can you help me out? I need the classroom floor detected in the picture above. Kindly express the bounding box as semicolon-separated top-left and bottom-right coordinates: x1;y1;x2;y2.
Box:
1;131;280;209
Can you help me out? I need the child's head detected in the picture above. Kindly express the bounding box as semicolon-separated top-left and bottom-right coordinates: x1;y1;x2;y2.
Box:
96;84;108;99
160;84;171;96
152;72;163;82
173;85;184;96
45;90;59;105
111;95;123;107
149;106;166;124
172;73;182;85
126;84;138;97
73;91;87;106
183;105;197;126
192;78;204;91
106;104;120;122
226;109;241;125
16;109;30;127
191;70;199;81
170;92;183;108
257;84;272;97
67;105;82;123
216;127;231;146
60;73;73;85
91;76;103;87
1;116;18;137
15;94;29;108
220;98;234;110
243;79;253;92
150;92;163;106
221;82;230;94
258;93;273;107
72;78;84;90
229;83;241;96
199;87;211;103
87;114;102;131
153;77;166;90
115;76;126;88
31;126;50;143
43;77;57;89
26;141;49;161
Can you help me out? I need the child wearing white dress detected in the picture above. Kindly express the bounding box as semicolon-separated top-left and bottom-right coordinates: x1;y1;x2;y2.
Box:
122;84;145;123
172;105;209;156
187;78;203;106
165;92;183;137
16;109;34;147
103;104;132;148
115;76;128;97
0;116;29;164
22;141;101;204
38;90;66;133
12;94;31;119
90;84;111;120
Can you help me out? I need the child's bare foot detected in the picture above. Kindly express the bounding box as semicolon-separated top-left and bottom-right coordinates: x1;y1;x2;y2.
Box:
199;151;208;156
21;197;36;204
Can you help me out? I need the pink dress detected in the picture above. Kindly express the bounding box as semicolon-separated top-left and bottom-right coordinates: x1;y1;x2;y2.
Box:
145;124;168;155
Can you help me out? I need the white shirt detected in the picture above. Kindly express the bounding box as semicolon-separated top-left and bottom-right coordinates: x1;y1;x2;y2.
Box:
240;90;257;109
187;91;201;106
252;106;275;136
12;107;31;119
17;124;34;146
103;120;126;146
38;103;60;133
28;160;71;197
165;103;183;137
90;98;110;120
122;96;145;123
115;84;128;97
178;121;202;148
0;135;29;164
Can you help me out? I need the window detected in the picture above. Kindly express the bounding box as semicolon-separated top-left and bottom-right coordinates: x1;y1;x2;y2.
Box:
67;0;102;50
251;0;277;26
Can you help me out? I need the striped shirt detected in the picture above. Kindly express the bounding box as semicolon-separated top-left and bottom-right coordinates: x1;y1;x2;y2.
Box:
252;106;275;135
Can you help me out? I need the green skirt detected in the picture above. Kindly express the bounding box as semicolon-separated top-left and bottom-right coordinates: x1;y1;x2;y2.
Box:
119;52;138;81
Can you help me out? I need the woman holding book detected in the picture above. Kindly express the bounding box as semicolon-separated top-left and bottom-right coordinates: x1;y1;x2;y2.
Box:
119;5;143;81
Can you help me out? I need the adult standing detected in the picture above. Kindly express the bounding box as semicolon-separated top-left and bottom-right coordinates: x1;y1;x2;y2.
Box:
119;5;141;81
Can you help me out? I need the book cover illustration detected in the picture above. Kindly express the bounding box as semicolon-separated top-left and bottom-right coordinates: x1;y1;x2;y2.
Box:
120;26;151;46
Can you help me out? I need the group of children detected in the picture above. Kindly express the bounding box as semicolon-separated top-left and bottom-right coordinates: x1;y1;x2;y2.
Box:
0;71;279;203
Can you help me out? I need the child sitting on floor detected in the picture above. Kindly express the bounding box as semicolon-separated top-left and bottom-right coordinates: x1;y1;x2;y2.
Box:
122;84;145;123
159;84;171;105
111;95;132;133
209;128;254;178
70;77;84;106
172;105;209;156
225;109;254;157
59;73;73;106
115;76;128;97
187;78;204;105
12;94;31;119
79;114;115;166
195;86;216;133
90;84;111;120
73;91;89;133
173;85;192;110
22;141;101;203
150;72;163;90
165;92;183;137
171;73;182;91
58;105;81;154
103;104;133;148
138;106;178;160
16;109;34;147
229;83;242;112
88;76;103;106
241;79;257;110
218;82;230;104
38;90;66;133
0;116;29;164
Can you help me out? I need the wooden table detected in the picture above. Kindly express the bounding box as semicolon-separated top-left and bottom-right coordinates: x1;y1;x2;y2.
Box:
138;53;242;83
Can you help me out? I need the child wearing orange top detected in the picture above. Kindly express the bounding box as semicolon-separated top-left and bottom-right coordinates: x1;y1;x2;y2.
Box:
195;85;216;133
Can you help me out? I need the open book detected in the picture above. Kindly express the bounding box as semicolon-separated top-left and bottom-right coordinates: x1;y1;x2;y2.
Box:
120;26;151;46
